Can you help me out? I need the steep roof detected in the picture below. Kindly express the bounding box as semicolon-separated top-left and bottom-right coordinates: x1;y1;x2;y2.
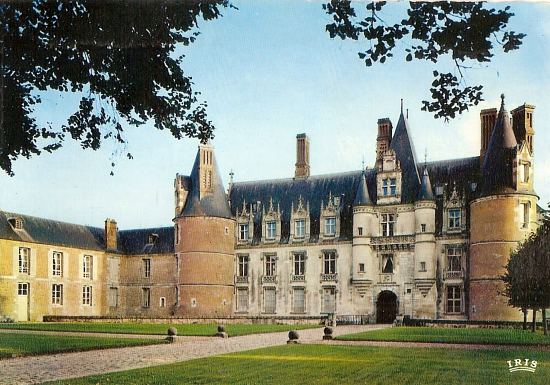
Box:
354;170;373;206
481;94;518;196
389;111;421;203
117;227;174;255
417;166;434;201
180;145;232;219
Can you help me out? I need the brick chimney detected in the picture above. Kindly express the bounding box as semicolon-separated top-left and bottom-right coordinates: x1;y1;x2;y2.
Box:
480;108;497;166
295;133;310;179
104;218;118;250
376;118;392;169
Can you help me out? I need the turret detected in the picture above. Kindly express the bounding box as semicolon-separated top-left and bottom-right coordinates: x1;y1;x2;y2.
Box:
174;141;235;317
469;94;538;321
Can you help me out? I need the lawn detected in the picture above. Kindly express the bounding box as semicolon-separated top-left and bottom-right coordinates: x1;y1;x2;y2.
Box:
42;344;549;385
336;326;550;345
0;333;165;359
0;322;319;337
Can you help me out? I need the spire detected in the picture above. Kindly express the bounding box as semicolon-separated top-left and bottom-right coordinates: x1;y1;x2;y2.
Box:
389;104;421;203
179;141;232;218
354;170;372;206
417;166;434;201
480;93;518;196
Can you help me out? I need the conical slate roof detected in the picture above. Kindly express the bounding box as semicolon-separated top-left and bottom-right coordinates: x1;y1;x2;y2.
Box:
354;170;373;206
389;110;421;203
417;166;434;201
180;145;232;219
481;94;517;196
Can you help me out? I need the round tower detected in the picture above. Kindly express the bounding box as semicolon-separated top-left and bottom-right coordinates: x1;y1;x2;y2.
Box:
174;141;235;317
469;95;538;321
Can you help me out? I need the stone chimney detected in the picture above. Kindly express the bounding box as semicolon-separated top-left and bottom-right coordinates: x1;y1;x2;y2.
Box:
104;218;118;250
376;118;393;170
480;108;497;166
295;133;310;179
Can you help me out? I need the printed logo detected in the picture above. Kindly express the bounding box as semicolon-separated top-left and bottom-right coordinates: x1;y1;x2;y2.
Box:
507;358;537;373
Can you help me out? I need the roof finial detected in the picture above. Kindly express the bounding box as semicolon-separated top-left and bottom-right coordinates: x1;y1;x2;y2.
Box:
406;108;409;119
229;169;234;184
400;98;404;114
500;93;505;108
361;155;365;171
424;148;427;166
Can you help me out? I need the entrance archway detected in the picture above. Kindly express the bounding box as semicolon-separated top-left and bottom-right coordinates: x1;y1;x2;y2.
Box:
376;290;397;323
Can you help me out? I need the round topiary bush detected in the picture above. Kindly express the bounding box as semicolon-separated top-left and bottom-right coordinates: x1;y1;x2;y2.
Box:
324;327;333;336
217;325;225;333
288;330;299;340
167;327;177;336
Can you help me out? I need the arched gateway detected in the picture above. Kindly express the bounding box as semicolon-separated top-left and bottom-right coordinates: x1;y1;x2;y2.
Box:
376;290;398;323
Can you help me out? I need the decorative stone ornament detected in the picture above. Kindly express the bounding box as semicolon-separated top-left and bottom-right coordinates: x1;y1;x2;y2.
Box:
215;325;228;338
287;330;300;344
166;327;177;343
323;327;333;340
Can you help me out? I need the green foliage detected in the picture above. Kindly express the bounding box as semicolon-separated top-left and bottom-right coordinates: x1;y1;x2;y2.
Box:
0;322;318;336
0;0;231;175
0;332;163;358
323;1;525;121
43;344;550;385
336;326;550;345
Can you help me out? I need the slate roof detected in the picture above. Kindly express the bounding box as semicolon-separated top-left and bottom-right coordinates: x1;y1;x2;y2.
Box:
417;166;434;201
118;227;174;255
354;170;373;206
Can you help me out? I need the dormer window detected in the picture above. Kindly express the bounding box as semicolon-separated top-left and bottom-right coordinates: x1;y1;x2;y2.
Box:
294;219;305;238
8;217;23;230
448;209;461;229
325;217;336;236
382;178;397;196
148;233;159;244
266;221;276;239
239;224;249;241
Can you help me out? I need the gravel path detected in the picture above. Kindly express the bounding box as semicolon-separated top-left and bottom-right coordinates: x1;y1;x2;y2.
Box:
0;325;383;385
320;339;550;351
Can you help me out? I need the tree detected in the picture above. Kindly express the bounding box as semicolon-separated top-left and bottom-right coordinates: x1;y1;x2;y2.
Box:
323;1;525;121
0;0;232;176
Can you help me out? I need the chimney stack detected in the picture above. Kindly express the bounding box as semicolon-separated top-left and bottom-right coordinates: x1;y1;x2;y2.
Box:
104;218;118;250
480;108;497;166
295;133;310;179
376;118;393;170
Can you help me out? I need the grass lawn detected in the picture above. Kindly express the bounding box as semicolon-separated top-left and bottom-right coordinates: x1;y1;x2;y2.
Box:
0;322;318;337
0;333;165;359
42;344;549;385
336;326;550;345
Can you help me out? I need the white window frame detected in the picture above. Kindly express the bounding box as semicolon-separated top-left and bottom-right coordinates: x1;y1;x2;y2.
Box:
446;286;462;314
323;251;336;274
293;253;305;275
239;223;249;241
52;284;63;305
448;208;461;229
389;178;397;195
143;258;151;278
447;247;462;272
18;282;29;296
265;255;276;276
82;285;92;306
83;255;93;279
325;217;336;236
18;247;30;274
237;255;249;277
52;251;63;277
266;221;276;239
381;214;395;236
294;219;305;238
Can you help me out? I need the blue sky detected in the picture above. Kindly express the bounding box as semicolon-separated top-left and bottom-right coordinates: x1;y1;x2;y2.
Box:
1;1;549;229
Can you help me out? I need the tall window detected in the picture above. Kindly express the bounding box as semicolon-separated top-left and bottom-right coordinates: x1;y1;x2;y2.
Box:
295;219;305;238
322;287;336;313
237;288;249;312
293;253;305;275
174;223;180;245
18;247;30;274
390;178;397;195
265;255;276;276
142;288;151;308
83;255;93;279
382;178;388;196
238;255;249;277
52;251;63;276
382;178;397;196
520;202;530;228
266;221;276;239
448;209;461;229
109;287;118;307
263;287;276;313
143;258;151;278
292;287;305;313
52;284;63;305
82;286;92;306
446;286;462;313
381;214;395;236
239;224;249;241
325;217;336;236
323;251;336;274
382;254;394;274
358;227;363;236
447;247;462;272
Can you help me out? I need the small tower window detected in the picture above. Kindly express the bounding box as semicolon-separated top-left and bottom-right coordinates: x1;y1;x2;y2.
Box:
358;263;365;273
358;227;363;236
421;224;426;233
419;262;426;272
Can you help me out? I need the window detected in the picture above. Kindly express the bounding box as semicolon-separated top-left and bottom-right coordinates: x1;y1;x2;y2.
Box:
358;227;363;236
263;287;276;313
390;178;397;195
520;202;530;228
325;217;336;236
435;185;444;196
266;221;276;239
447;247;462;272
83;255;93;279
82;286;92;306
143;258;151;278
108;287;118;307
238;255;249;277
382;178;388;196
293;253;305;275
52;251;63;276
448;209;461;229
239;224;249;241
52;284;63;305
382;178;397;196
292;287;305;313
295;219;305;238
421;224;426;233
265;255;276;276
237;288;249;312
381;214;395;236
18;247;30;274
420;262;426;272
323;251;336;274
18;283;28;296
322;287;336;313
446;286;462;313
160;297;166;308
523;163;529;183
382;254;394;274
175;224;180;245
358;263;365;273
142;288;151;308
